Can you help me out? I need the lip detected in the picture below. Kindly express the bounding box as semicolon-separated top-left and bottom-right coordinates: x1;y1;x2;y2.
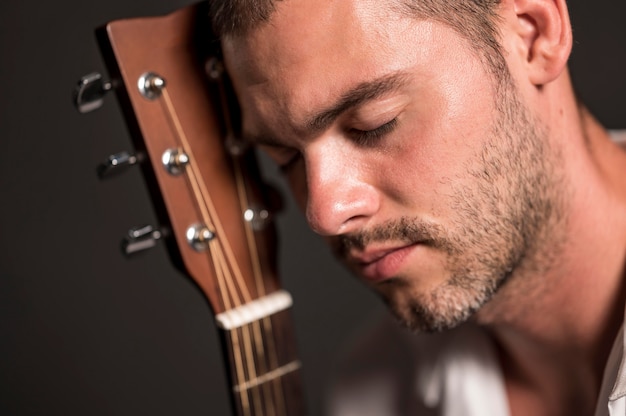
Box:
350;243;418;282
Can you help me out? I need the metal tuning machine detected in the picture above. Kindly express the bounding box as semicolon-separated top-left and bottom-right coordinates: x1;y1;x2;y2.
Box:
122;225;167;256
73;72;114;113
244;206;271;231
97;151;143;179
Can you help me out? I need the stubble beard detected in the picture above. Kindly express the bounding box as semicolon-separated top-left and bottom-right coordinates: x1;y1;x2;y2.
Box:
337;80;568;333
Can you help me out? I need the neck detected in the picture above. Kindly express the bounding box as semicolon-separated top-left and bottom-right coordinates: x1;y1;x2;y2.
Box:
474;77;626;414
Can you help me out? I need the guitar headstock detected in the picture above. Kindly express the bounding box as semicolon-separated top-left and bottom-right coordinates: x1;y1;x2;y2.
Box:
85;2;281;314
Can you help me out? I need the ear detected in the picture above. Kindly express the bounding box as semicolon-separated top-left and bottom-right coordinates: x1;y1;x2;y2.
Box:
510;0;572;86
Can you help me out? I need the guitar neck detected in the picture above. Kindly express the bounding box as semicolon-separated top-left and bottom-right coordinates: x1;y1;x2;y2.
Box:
221;308;305;416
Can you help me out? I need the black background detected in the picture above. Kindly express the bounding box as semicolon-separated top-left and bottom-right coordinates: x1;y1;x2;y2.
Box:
0;1;624;415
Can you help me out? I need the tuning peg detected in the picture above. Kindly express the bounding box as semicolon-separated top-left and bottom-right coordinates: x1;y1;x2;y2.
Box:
186;224;215;252
97;151;143;179
122;225;167;256
74;72;114;113
244;206;271;231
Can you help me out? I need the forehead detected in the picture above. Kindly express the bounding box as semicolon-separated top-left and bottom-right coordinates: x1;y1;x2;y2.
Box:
221;0;455;137
224;0;401;75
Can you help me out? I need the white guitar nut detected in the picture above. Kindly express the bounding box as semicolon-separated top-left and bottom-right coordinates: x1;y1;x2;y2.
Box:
216;290;293;330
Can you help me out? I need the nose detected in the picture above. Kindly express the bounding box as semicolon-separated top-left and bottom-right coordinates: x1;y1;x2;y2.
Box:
304;142;379;236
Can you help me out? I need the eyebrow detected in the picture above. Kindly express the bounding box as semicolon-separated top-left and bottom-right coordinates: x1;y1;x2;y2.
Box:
242;71;410;146
305;71;409;135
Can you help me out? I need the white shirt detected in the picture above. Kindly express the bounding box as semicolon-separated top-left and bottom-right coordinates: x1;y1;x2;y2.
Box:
328;315;626;416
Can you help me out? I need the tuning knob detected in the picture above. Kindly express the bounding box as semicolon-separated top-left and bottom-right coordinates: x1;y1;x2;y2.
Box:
122;225;166;256
74;72;113;113
244;206;271;231
138;72;165;100
97;151;143;178
186;224;215;252
162;148;189;176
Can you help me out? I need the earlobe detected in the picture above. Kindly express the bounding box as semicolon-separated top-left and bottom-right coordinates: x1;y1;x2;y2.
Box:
512;0;572;86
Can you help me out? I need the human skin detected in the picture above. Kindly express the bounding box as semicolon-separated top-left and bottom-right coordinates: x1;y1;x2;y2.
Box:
221;0;626;414
222;0;566;332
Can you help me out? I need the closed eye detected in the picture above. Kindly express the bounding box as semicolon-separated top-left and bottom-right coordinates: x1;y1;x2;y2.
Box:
256;143;302;174
278;151;302;173
348;118;398;146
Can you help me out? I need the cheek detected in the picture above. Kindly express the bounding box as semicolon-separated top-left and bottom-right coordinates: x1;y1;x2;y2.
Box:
378;72;496;213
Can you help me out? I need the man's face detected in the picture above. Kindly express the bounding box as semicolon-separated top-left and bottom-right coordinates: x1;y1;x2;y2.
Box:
223;0;564;331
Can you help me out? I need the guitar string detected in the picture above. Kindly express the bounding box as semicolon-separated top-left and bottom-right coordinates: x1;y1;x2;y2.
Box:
232;157;288;416
213;248;253;416
232;164;283;416
159;88;261;415
159;88;263;415
213;245;268;415
215;75;287;416
219;72;286;416
160;85;292;415
212;247;275;416
159;89;260;416
158;88;254;415
212;210;275;415
159;89;252;302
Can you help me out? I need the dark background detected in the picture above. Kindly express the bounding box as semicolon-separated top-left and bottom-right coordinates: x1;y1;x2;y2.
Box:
0;1;624;415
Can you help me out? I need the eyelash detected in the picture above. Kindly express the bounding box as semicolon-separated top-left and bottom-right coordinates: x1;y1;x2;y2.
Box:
279;151;301;173
276;118;399;173
349;118;398;145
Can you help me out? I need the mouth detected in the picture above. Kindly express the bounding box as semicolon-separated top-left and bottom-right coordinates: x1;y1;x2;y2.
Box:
349;243;419;283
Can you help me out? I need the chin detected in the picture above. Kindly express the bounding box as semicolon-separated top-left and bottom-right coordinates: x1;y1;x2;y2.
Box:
377;272;504;333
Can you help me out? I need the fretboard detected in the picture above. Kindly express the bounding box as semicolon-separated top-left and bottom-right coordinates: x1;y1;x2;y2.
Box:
220;308;305;416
